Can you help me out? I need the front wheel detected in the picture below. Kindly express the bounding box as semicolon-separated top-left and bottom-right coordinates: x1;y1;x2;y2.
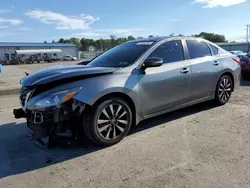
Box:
83;97;133;146
215;75;233;105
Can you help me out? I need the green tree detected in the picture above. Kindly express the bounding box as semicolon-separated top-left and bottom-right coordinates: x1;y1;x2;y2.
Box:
115;37;126;45
59;35;136;51
68;37;81;48
44;41;47;43
110;35;117;47
58;38;66;43
127;35;135;41
197;32;226;43
148;35;154;38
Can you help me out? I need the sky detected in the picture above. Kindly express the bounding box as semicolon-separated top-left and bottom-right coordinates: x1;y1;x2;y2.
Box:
0;0;249;42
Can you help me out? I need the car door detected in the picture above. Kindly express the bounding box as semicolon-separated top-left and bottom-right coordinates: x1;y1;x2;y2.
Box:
185;40;220;100
139;40;192;116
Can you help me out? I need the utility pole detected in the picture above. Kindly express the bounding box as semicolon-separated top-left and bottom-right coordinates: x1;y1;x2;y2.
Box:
247;25;250;42
248;25;250;53
249;25;250;43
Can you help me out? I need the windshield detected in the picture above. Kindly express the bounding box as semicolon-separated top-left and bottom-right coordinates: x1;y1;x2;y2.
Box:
88;42;153;67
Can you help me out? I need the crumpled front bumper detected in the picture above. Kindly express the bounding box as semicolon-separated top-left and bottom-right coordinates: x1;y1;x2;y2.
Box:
13;99;86;146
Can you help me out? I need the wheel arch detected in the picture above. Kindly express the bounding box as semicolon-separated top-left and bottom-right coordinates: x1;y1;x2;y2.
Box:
92;92;137;125
219;71;235;92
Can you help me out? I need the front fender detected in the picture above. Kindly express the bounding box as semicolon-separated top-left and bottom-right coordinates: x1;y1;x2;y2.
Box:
73;73;141;113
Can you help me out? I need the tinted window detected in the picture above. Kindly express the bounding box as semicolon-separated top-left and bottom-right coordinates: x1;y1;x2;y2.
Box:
89;42;153;67
210;45;219;55
148;40;184;63
186;40;212;59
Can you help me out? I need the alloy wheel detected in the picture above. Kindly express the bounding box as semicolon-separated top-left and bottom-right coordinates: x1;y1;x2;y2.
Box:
218;77;232;102
96;103;129;140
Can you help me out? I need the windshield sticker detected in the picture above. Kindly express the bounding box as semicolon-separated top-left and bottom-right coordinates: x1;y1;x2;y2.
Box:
136;42;154;45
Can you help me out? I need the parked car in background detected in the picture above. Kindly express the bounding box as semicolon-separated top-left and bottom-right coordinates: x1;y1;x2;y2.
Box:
230;50;244;55
15;49;62;64
24;54;43;64
64;55;77;61
239;53;250;80
43;53;60;63
13;37;241;147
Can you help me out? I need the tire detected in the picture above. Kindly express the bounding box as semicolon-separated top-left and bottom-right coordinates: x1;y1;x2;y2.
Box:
215;75;233;105
83;97;133;146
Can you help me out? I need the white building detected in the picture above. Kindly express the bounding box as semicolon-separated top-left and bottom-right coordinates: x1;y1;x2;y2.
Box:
88;45;96;52
0;42;78;61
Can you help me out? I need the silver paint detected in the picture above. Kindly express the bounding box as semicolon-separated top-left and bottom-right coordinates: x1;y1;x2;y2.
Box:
26;37;241;125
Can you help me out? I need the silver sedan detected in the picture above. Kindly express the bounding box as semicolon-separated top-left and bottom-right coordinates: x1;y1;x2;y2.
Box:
14;36;241;147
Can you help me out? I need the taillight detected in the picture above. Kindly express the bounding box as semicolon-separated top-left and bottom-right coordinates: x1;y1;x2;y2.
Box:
232;56;240;65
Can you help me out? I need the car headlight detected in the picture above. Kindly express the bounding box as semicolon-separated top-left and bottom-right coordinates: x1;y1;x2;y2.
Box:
27;87;82;110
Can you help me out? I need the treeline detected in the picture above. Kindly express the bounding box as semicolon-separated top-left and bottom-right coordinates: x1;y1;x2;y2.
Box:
193;32;227;43
56;35;138;51
53;32;227;51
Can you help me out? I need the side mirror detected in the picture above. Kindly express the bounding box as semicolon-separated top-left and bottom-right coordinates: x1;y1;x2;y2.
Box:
142;57;163;69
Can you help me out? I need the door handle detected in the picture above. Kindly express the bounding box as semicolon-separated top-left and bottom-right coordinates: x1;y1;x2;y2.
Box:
213;61;219;66
180;68;190;74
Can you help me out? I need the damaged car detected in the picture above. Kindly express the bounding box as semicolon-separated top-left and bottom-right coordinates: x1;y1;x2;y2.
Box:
14;36;241;148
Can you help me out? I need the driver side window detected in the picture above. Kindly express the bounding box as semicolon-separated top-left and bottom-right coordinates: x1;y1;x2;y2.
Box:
148;40;184;64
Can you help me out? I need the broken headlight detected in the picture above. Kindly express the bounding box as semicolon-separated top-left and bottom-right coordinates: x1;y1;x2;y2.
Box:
26;87;82;110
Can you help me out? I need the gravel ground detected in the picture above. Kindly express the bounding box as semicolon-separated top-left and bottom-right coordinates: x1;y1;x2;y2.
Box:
0;80;250;188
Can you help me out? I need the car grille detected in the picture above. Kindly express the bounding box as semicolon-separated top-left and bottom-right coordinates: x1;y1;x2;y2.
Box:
26;109;54;123
20;86;33;107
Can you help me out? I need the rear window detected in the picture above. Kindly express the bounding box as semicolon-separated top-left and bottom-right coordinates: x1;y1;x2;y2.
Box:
210;45;219;55
186;40;212;59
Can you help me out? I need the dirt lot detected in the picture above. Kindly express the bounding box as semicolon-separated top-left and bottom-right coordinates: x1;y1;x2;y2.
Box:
0;80;250;188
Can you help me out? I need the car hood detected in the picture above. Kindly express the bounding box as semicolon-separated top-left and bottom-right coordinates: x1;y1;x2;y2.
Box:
21;65;117;86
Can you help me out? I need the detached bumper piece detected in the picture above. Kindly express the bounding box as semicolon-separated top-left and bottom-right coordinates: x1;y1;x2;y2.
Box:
13;108;27;119
13;100;85;148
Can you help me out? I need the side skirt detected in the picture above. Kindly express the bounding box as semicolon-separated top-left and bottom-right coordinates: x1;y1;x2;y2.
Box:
142;95;214;121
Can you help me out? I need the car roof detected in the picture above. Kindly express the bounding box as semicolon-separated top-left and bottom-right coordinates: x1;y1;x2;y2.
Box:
126;36;206;44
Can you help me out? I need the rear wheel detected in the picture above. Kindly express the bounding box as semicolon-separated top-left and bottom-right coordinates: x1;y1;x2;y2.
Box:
215;75;233;105
83;97;133;146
